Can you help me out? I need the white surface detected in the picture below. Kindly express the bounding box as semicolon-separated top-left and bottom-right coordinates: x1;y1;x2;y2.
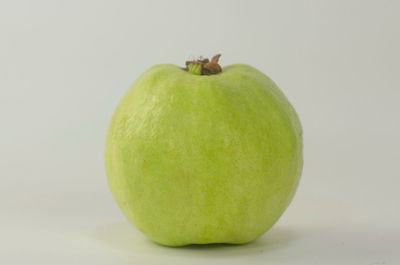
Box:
1;0;399;264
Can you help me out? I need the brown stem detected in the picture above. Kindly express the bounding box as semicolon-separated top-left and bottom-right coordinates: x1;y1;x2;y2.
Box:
185;54;222;75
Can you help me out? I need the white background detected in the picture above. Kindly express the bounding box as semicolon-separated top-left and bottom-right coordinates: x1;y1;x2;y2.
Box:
1;0;399;264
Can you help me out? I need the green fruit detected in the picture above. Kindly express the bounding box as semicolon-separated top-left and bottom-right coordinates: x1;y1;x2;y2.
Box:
105;55;303;247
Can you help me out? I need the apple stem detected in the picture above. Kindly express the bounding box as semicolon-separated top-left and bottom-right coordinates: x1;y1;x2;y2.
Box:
185;54;222;75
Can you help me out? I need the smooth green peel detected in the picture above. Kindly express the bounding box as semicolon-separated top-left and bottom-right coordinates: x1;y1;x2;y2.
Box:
105;55;303;247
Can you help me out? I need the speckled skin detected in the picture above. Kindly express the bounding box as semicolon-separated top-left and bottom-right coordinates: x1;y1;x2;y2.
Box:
105;64;303;246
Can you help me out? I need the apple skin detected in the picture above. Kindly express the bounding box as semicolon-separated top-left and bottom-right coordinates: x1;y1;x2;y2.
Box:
105;64;303;246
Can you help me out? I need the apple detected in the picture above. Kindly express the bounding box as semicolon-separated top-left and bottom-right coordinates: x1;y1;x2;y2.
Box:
105;55;303;246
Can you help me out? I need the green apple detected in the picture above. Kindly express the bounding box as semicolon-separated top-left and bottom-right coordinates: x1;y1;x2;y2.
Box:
105;55;303;247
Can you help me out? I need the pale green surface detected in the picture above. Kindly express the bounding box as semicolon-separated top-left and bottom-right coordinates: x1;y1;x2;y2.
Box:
105;64;303;246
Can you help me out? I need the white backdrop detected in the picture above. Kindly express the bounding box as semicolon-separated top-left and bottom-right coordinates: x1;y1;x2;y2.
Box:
1;0;399;264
